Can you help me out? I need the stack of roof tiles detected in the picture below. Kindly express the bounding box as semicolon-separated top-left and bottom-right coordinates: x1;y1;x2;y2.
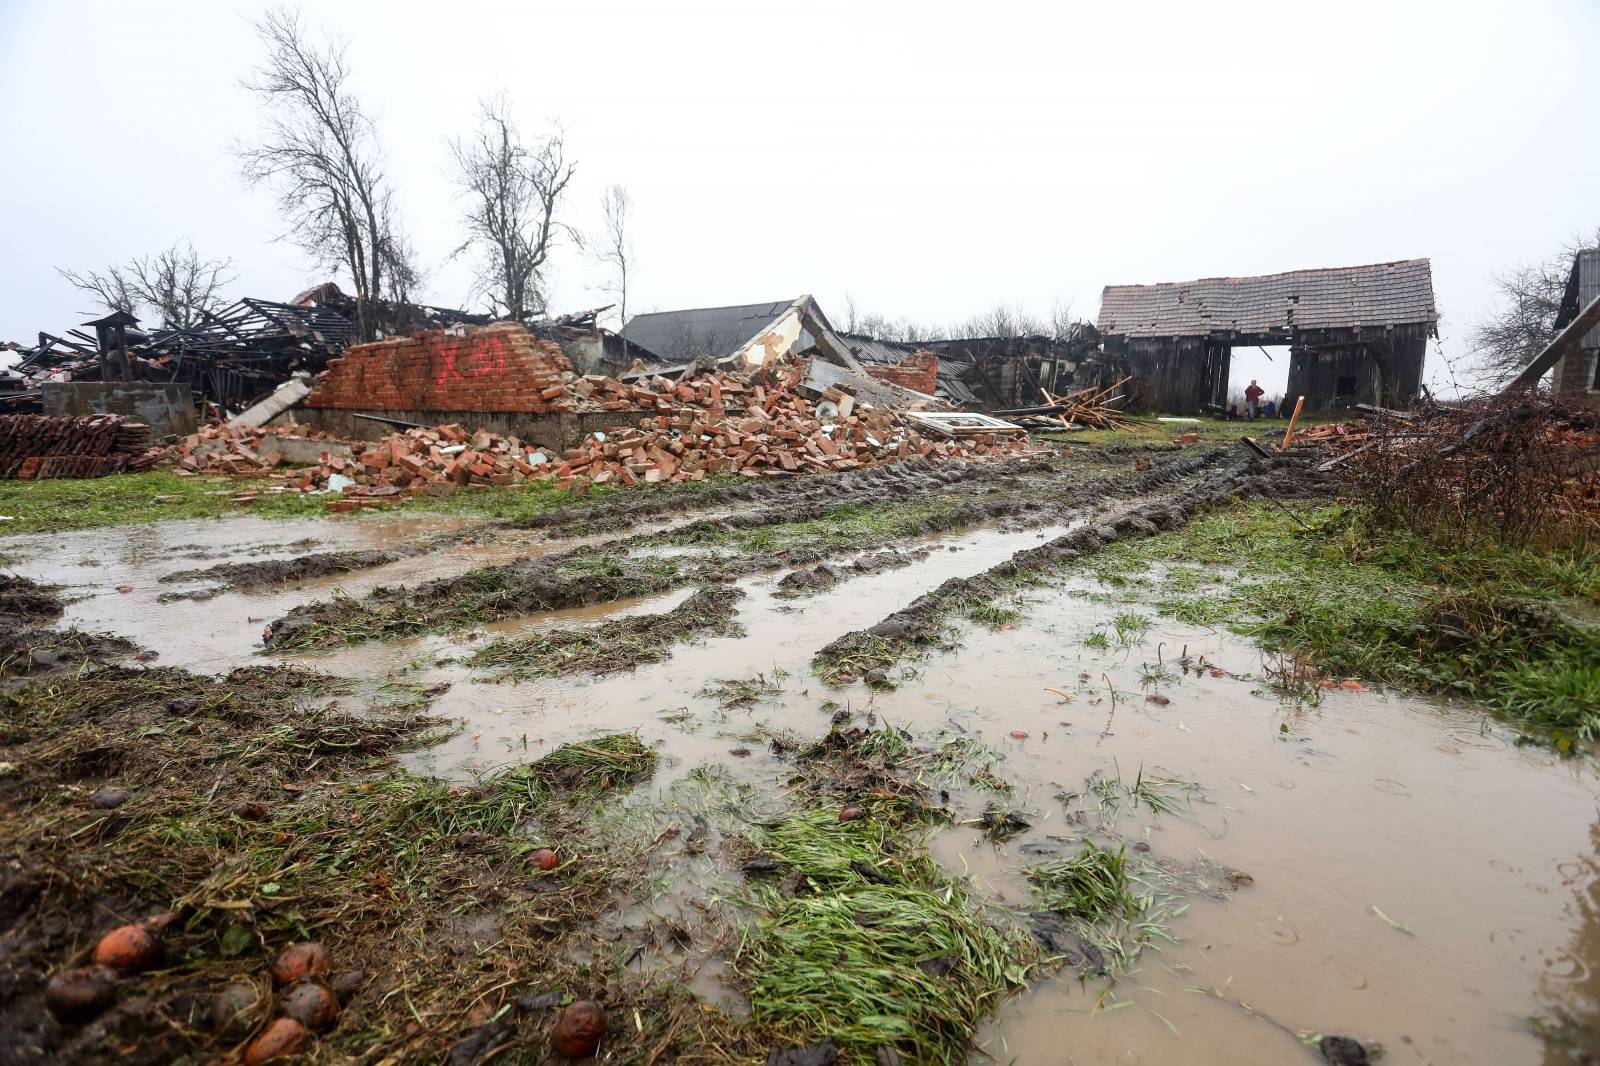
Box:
0;414;157;479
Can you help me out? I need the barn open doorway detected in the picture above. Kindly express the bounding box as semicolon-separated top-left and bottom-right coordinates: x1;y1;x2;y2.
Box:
1228;345;1290;417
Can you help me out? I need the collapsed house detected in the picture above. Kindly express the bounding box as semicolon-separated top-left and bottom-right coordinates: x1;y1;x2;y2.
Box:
620;297;1114;412
1551;246;1600;400
1096;259;1438;413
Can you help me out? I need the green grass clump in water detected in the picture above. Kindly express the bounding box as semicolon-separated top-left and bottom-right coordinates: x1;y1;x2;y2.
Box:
739;807;1032;1064
1029;841;1138;924
509;733;657;794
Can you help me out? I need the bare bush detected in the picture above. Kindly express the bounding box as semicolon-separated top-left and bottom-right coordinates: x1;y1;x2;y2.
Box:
1348;396;1600;546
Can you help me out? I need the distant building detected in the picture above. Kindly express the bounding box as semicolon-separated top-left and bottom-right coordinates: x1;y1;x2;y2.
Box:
1097;259;1438;413
1551;247;1600;399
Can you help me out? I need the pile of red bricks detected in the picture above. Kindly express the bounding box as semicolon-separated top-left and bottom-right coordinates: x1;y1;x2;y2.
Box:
0;414;157;479
547;362;1026;486
168;348;1031;503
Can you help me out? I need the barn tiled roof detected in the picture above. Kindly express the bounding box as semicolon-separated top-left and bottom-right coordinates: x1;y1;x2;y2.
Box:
1097;259;1437;339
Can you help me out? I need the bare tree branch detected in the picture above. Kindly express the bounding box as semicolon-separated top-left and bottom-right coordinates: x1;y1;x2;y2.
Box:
58;241;235;328
449;95;576;320
594;184;633;329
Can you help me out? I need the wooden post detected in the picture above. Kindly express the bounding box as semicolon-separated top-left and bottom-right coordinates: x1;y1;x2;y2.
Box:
1279;395;1306;450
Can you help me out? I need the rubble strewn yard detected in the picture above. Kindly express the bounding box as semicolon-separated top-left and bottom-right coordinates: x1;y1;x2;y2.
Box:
2;361;1597;1066
4;234;1600;1066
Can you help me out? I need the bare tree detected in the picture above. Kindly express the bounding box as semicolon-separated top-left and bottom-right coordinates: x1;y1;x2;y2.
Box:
236;7;403;341
958;302;1045;340
449;95;575;321
1470;230;1597;386
594;184;633;328
59;240;235;328
1049;298;1075;342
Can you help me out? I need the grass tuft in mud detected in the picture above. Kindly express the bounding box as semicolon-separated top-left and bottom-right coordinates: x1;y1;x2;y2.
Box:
468;585;744;679
738;806;1033;1065
1095;501;1600;747
265;550;687;649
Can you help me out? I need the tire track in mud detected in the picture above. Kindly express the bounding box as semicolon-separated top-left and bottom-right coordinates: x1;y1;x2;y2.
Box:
263;448;1236;651
813;458;1338;677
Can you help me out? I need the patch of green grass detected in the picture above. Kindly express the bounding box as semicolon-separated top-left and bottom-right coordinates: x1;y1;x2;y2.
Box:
0;471;331;534
1084;630;1111;650
1029;841;1138;924
739;806;1032;1064
701;670;785;708
508;733;657;794
959;597;1023;628
924;735;1012;794
1096;501;1600;746
1026;840;1174;975
1112;611;1151;645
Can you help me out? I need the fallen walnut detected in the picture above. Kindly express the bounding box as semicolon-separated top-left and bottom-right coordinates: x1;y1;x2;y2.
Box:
271;941;330;987
280;980;339;1031
44;966;117;1023
552;999;606;1058
92;923;162;974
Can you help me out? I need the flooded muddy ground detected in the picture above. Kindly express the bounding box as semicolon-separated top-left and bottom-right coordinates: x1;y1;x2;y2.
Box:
2;438;1596;1065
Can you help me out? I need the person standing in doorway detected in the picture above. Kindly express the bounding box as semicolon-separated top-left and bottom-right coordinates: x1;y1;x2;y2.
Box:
1245;379;1264;420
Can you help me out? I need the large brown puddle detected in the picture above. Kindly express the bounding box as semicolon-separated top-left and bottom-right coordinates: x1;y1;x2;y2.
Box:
6;508;1596;1064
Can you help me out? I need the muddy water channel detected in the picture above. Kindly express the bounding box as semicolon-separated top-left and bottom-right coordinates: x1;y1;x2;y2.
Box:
9;500;1598;1065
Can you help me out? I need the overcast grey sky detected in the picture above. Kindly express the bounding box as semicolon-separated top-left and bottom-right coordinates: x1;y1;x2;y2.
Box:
3;0;1597;397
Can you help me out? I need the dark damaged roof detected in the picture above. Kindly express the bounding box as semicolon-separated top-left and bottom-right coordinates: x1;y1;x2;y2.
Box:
837;332;981;406
1097;259;1437;339
1554;248;1600;349
621;299;795;361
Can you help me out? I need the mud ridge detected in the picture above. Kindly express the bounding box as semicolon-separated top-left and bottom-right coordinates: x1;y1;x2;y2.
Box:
159;548;414;600
777;549;932;597
467;585;746;679
814;458;1338;676
652;446;1232;548
265;449;1236;650
0;575;135;680
504;454;1068;536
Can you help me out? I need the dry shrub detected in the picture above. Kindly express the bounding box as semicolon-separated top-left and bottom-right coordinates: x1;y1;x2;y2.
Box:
1347;395;1600;547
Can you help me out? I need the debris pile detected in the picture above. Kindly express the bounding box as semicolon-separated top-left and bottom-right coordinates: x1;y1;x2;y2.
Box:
0;414;157;479
1304;398;1600;540
169;359;1031;498
996;377;1137;431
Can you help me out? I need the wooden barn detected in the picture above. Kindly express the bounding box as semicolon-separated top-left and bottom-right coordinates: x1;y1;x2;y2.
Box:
1096;259;1438;413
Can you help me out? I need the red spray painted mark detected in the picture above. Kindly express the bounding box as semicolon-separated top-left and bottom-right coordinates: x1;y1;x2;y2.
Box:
435;335;510;386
